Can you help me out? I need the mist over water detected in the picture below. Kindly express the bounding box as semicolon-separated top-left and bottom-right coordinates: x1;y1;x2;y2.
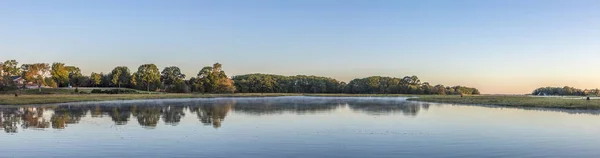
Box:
2;97;600;158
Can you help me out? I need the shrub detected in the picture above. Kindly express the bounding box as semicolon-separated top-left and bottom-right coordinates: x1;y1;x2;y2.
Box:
91;89;103;93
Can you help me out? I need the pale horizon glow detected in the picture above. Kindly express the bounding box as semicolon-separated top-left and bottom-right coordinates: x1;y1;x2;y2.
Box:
2;0;600;94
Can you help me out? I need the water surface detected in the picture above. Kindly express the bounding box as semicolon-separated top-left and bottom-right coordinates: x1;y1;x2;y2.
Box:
2;96;600;158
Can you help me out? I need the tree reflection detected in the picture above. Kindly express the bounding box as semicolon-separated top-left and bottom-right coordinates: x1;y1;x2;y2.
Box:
0;97;435;133
347;101;427;116
51;106;86;129
162;105;185;125
21;107;50;129
1;110;20;133
109;107;131;125
133;106;161;128
189;100;234;128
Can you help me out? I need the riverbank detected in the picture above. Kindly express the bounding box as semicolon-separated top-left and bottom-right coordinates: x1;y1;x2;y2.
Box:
3;93;599;109
408;95;600;109
0;93;416;105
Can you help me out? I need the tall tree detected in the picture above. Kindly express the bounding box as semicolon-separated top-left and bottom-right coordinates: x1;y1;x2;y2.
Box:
21;63;50;92
1;60;20;77
194;63;235;93
136;64;160;92
161;66;186;86
110;66;131;88
50;63;69;87
130;73;138;87
90;72;101;87
0;60;20;90
66;66;86;88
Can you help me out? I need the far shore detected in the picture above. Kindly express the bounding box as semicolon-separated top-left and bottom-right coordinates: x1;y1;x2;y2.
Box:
2;93;600;110
0;93;415;105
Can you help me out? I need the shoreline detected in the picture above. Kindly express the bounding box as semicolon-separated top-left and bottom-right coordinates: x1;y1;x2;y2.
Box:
0;93;415;105
2;94;600;110
407;95;600;110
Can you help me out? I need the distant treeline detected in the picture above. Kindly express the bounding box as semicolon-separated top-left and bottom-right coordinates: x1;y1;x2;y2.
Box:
1;59;480;95
532;86;600;96
233;74;479;95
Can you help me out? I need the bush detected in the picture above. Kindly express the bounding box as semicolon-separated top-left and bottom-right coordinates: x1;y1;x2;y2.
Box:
90;89;138;94
165;82;190;93
91;89;103;93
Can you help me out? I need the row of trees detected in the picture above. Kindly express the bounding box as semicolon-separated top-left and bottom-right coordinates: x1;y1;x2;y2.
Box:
233;74;344;93
233;74;479;95
532;86;600;96
345;76;480;95
1;59;479;95
0;60;235;93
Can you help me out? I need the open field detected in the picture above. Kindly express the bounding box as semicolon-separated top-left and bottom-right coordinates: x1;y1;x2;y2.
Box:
408;95;600;109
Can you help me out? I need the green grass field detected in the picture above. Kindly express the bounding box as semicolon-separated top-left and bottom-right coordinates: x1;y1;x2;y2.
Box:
0;93;304;105
1;91;598;110
408;95;600;109
0;93;418;105
0;87;154;94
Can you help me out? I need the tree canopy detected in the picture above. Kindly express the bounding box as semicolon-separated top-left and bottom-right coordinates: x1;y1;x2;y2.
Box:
135;64;161;92
1;59;482;95
532;86;599;96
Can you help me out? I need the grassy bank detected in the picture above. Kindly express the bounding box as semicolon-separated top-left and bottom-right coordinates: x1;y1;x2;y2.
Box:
0;93;303;105
0;92;421;105
3;93;599;110
0;87;152;94
408;95;600;109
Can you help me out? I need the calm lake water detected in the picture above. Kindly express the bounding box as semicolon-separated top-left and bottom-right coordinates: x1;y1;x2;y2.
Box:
2;96;600;158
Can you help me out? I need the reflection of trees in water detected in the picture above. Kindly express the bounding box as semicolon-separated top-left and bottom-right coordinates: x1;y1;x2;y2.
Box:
189;100;234;128
1;109;20;133
21;107;50;129
133;105;161;128
162;105;185;126
51;106;86;129
110;107;132;125
232;98;426;116
0;97;431;133
347;101;430;116
233;102;340;115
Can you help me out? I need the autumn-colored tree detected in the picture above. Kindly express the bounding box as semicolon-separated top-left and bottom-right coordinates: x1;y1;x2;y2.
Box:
50;63;69;87
194;63;235;93
21;63;50;92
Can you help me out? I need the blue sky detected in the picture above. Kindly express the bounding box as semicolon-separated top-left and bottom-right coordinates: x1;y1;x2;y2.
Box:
1;0;600;94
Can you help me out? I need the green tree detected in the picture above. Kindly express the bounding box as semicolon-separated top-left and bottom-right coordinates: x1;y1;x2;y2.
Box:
50;63;69;87
136;64;160;92
90;72;101;87
110;66;131;88
1;60;20;77
161;66;186;86
66;66;82;87
195;63;235;93
21;63;50;92
130;73;138;87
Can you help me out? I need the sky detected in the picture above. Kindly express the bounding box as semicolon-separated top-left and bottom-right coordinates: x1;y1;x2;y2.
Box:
1;0;600;94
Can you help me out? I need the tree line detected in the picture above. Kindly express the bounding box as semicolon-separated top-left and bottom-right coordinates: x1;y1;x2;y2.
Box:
1;59;480;95
233;74;479;95
532;86;600;96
